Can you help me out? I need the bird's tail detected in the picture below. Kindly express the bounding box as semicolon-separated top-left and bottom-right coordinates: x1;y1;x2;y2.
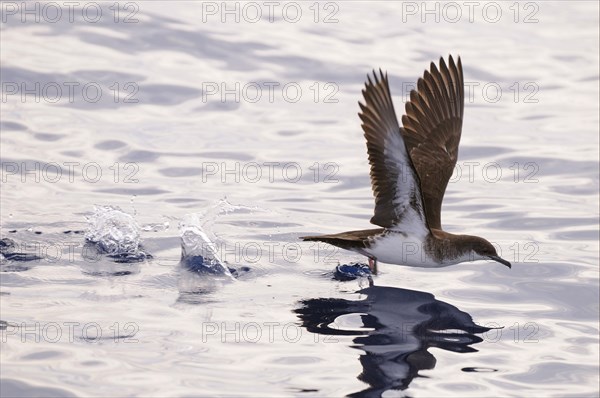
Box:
299;235;323;242
300;234;363;251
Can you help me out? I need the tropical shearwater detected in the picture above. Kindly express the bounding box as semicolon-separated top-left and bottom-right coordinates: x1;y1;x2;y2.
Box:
301;56;511;273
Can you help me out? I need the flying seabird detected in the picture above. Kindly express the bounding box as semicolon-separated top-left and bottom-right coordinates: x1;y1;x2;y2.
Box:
301;56;511;273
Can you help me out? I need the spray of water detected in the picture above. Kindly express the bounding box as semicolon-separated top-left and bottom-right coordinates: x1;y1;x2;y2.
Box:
85;205;142;255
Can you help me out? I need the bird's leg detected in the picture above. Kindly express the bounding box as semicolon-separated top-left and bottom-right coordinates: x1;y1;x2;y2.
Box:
368;257;378;275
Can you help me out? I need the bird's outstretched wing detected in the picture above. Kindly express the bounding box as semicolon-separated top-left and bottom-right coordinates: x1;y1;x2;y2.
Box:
401;56;464;230
359;70;427;232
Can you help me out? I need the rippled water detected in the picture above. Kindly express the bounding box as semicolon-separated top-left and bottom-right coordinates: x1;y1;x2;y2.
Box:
1;1;599;397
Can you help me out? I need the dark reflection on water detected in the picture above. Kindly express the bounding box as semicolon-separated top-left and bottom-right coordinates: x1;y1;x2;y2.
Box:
296;286;493;397
176;260;252;304
0;238;43;272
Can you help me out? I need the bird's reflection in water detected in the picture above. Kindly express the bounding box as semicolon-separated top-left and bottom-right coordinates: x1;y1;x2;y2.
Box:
295;286;494;397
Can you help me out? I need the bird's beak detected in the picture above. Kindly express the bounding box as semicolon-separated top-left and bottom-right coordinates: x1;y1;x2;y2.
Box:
489;255;511;268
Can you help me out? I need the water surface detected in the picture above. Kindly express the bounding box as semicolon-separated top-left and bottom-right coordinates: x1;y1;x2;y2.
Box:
1;2;599;397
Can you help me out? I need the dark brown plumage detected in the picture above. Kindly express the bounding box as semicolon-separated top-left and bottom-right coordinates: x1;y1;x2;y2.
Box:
401;56;464;230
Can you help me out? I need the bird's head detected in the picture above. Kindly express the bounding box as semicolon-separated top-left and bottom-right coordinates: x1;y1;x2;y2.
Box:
466;236;511;268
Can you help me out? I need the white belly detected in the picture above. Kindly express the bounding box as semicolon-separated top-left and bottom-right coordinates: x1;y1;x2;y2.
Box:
363;233;444;268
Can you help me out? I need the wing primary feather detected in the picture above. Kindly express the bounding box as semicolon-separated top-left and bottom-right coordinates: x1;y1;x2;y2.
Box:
359;69;428;231
358;58;464;231
439;57;455;118
399;56;465;230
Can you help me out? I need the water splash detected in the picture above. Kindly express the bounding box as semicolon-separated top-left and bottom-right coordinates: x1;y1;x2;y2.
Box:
192;197;262;242
179;213;232;278
178;199;261;278
85;205;145;257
